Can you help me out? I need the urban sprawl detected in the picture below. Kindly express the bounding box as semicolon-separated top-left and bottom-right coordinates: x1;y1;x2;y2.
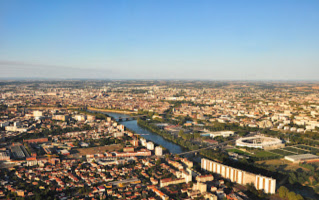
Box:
0;80;319;200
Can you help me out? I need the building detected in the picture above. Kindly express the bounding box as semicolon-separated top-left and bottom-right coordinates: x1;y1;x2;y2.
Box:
52;115;68;121
0;121;9;128
284;154;319;163
58;149;70;155
149;186;169;200
113;132;124;138
160;178;186;188
181;158;193;168
147;142;154;150
9;143;30;160
33;110;43;118
87;115;96;121
112;149;151;157
0;152;10;161
23;138;48;144
204;193;217;200
201;130;235;138
123;147;134;152
155;146;163;156
201;158;276;194
140;138;147;146
196;174;214;182
235;135;284;150
80;142;89;147
193;182;207;193
117;124;125;131
130;139;139;147
74;114;86;121
5;126;28;133
180;169;192;183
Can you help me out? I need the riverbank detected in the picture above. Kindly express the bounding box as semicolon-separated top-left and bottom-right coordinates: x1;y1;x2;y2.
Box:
87;107;137;114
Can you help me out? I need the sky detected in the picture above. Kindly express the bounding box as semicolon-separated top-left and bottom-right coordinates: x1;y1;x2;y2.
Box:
0;0;319;80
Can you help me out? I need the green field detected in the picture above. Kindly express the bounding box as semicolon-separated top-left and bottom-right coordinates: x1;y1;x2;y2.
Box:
252;150;280;158
227;148;281;161
296;145;319;154
269;149;297;156
283;146;309;154
250;150;282;160
226;148;251;156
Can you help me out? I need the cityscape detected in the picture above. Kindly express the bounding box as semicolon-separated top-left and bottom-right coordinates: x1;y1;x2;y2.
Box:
1;1;319;200
0;80;318;200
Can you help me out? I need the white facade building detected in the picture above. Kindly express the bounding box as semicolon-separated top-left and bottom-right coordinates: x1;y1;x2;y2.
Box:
147;142;154;150
155;146;163;156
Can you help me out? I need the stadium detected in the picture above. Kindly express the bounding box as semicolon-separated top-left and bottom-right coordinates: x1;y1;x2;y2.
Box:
236;135;284;150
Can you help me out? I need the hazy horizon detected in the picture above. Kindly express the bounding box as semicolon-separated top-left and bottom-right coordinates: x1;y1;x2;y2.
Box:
1;1;319;80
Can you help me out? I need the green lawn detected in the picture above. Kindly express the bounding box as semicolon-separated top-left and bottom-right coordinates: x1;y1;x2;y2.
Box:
227;148;281;160
226;148;251;156
269;149;297;156
296;145;319;154
283;147;309;154
251;150;280;158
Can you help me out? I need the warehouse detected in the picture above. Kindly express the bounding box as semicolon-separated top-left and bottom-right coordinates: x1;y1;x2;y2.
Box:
284;154;319;163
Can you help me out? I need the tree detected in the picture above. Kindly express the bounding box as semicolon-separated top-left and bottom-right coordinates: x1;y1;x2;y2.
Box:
178;130;184;137
278;186;289;199
288;191;297;200
295;194;304;200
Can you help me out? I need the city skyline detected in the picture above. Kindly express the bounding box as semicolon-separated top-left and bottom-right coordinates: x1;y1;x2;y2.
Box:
1;0;319;80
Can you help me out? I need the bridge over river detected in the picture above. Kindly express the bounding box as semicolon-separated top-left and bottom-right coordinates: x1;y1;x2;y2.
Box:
112;114;147;121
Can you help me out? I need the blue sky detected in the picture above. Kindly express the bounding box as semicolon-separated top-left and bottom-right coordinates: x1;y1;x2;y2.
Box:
0;0;318;80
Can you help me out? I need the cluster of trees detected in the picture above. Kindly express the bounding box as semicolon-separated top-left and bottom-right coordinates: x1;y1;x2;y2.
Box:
137;119;200;151
199;149;228;162
245;183;269;199
278;186;304;200
0;104;7;111
288;163;319;186
178;130;201;140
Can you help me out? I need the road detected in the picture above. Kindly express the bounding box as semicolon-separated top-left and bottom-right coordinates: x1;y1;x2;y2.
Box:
177;138;237;156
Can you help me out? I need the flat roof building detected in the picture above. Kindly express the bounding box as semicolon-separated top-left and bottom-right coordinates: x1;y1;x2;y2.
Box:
284;154;319;163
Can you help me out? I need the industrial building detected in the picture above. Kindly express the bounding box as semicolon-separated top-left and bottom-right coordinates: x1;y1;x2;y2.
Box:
201;130;235;138
9;143;30;160
284;154;319;163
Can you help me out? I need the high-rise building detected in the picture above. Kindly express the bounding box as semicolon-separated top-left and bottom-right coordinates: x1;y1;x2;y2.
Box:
147;142;154;150
201;158;276;194
155;146;163;156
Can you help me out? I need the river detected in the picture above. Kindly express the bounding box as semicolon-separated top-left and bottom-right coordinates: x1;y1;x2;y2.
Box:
102;112;187;154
